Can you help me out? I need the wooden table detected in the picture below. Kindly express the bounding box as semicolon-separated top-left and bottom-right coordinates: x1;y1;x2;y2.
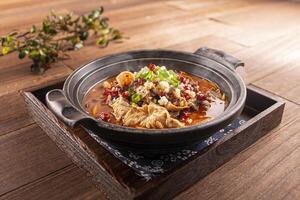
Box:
0;0;299;199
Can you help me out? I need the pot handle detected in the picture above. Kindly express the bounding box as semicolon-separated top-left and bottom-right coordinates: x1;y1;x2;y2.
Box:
194;47;244;71
46;89;91;127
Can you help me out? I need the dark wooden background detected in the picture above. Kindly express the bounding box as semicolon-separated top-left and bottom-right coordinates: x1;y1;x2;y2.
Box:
0;0;299;199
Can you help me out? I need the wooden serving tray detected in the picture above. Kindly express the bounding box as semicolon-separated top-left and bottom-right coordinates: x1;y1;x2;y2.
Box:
22;82;284;200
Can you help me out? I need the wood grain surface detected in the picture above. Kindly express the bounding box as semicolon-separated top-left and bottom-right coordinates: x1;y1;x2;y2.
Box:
0;0;299;199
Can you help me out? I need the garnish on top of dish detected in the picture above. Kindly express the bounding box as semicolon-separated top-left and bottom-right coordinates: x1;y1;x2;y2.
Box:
83;64;227;129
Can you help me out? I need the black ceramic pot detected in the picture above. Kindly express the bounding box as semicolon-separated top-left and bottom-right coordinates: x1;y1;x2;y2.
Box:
46;47;246;152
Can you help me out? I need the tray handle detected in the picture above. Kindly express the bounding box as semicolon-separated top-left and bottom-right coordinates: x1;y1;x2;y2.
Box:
194;47;244;72
46;89;91;127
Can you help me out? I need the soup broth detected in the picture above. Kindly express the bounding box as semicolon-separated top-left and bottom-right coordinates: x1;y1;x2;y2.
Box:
83;64;227;129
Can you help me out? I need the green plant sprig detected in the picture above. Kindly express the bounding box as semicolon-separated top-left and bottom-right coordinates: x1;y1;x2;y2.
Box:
0;7;123;74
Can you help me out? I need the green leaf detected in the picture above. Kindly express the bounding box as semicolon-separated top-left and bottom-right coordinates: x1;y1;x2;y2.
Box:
6;36;13;45
158;69;169;80
111;29;122;40
96;37;108;47
127;87;134;96
144;70;152;80
30;25;37;33
42;21;56;35
2;47;9;55
131;93;141;103
168;70;180;87
84;17;93;26
170;79;179;87
29;40;39;47
43;21;50;33
39;49;46;58
18;50;26;59
101;28;110;35
92;9;100;19
29;50;40;59
135;67;151;80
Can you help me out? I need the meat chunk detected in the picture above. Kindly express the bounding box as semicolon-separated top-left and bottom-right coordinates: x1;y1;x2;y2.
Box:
110;97;131;121
141;103;184;128
111;98;184;128
166;102;189;111
139;103;169;128
123;105;148;127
